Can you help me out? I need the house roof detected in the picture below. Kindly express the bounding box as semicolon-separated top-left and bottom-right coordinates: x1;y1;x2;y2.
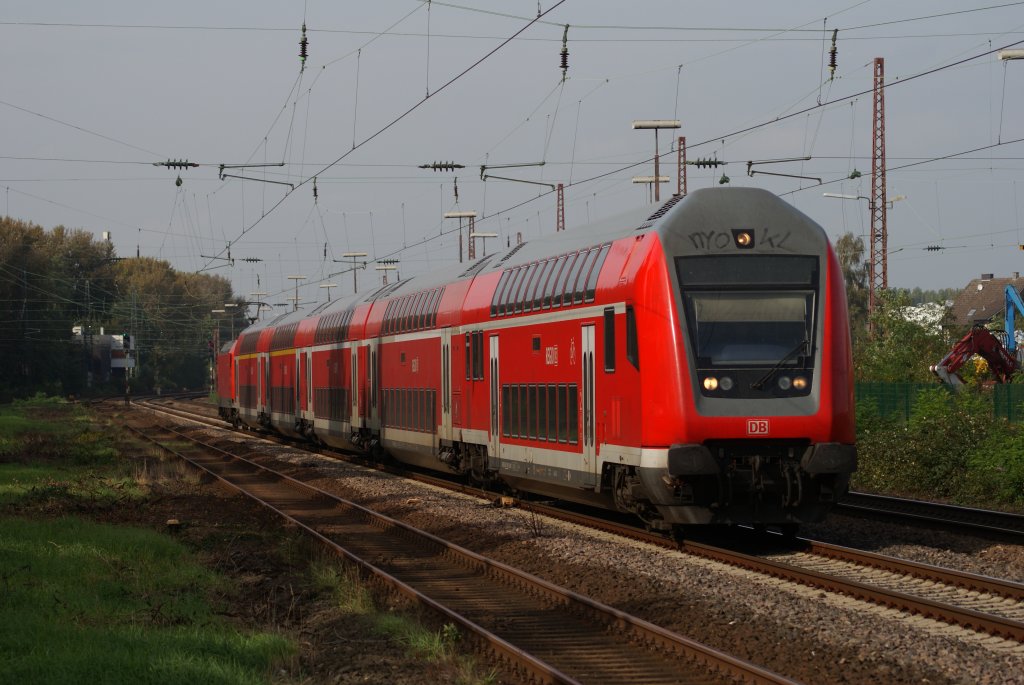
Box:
948;273;1024;327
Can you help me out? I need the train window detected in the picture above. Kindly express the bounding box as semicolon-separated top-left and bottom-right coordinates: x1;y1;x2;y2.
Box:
518;385;529;438
543;256;567;308
477;332;486;380
677;254;818;288
405;295;418;332
413;292;426;330
553;252;580;307
417;290;431;329
465;333;471;380
509;385;520;438
626;305;639;370
501;267;522;315
404;294;418;331
685;291;813;369
390;298;404;335
572;249;600;304
528;385;538;439
501;385;511;437
557;384;568;443
568;384;579;444
424;289;437;329
531;259;554;309
547;385;557;442
532;336;541;352
585;245;610;302
423;290;434;329
416;389;424;431
562;251;589;306
382;301;394;335
604;308;616;372
492;271;512;317
513;263;537;314
393;297;407;334
400;295;413;333
430;288;442;328
513;264;531;313
537;385;547;440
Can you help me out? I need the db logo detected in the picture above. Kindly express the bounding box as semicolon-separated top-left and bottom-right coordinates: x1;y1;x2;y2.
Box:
746;419;770;435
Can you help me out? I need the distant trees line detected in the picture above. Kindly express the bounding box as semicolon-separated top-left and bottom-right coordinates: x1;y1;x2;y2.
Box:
0;216;242;401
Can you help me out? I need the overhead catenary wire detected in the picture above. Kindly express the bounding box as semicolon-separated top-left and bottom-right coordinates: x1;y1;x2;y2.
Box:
198;0;568;274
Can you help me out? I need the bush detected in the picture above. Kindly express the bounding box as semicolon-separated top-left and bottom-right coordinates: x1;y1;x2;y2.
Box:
853;385;1024;507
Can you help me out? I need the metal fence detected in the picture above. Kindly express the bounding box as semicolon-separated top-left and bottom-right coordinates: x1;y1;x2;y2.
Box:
854;382;938;422
993;383;1024;422
855;382;1024;423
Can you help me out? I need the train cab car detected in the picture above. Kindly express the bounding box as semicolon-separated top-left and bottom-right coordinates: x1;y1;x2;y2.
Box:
627;187;856;526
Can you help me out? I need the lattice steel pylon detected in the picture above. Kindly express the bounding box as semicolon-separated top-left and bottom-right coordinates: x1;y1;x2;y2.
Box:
869;57;887;320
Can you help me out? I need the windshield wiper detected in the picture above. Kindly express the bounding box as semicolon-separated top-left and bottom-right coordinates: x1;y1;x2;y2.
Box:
750;338;809;390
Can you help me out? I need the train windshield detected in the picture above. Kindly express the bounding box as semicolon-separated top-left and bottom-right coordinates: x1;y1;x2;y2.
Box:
676;255;818;368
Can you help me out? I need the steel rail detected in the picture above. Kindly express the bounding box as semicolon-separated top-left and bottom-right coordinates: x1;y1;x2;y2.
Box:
837;491;1024;539
123;419;799;685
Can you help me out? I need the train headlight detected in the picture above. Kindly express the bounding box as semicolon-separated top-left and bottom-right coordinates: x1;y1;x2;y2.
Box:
703;376;719;391
732;229;755;249
792;376;808;390
719;376;734;391
777;376;792;390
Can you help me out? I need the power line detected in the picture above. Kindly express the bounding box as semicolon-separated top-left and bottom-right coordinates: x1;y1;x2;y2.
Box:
199;0;568;273
0;99;165;157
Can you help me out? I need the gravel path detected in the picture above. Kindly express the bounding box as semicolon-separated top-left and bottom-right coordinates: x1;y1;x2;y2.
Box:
197;428;1024;685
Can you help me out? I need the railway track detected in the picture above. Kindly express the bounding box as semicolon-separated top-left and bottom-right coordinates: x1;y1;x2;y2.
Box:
123;413;796;685
134;399;1024;646
837;490;1024;539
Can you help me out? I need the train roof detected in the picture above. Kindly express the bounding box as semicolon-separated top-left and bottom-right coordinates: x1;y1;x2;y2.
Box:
233;187;817;340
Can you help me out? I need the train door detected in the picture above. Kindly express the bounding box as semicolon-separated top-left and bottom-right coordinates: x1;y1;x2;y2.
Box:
296;350;303;416
262;355;270;413
488;334;500;459
368;339;380;429
350;344;359;428
581;324;596;482
440;328;452;441
305;351;312;416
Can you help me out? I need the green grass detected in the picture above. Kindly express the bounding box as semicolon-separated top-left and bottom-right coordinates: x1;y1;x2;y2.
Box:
0;397;294;685
311;562;497;685
0;517;293;685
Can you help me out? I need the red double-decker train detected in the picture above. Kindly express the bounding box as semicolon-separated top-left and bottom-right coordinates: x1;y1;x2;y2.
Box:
216;187;856;531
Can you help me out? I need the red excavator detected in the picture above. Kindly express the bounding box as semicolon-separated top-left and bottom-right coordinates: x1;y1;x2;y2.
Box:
931;285;1024;386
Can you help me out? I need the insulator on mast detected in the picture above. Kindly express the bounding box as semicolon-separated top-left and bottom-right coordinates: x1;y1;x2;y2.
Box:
299;23;309;70
313;176;319;203
828;29;838;80
453;177;459;204
560;25;569;82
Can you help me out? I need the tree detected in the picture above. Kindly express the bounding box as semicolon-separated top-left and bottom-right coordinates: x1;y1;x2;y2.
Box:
1;216;239;399
856;289;950;382
834;232;869;349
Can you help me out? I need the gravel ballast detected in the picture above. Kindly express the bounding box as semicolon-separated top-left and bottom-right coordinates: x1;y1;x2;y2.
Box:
195;428;1024;685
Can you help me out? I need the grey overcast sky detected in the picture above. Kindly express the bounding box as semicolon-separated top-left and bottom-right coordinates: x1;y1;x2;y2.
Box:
3;1;1024;309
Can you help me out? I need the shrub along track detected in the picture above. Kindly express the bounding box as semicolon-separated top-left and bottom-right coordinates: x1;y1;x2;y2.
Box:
122;411;797;685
